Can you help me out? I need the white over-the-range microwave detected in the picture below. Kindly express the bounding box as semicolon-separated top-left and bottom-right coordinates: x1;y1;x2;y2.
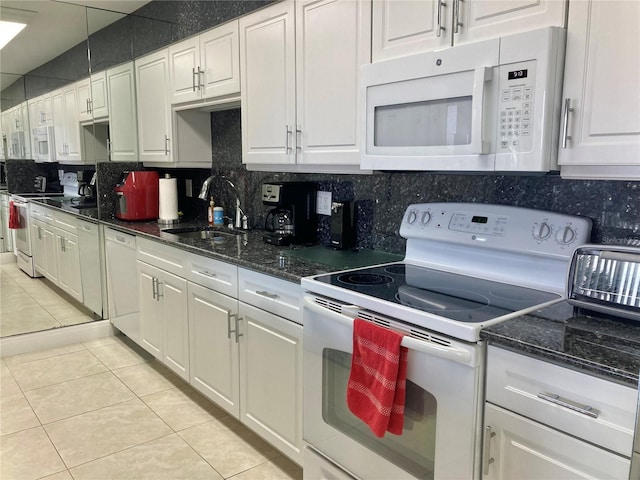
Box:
361;27;566;173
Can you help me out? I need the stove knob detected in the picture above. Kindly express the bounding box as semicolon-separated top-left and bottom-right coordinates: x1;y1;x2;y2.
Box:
420;211;432;226
407;209;418;225
556;225;577;246
532;221;552;241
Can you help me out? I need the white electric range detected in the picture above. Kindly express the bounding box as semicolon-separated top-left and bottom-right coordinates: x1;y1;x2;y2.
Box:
301;202;592;480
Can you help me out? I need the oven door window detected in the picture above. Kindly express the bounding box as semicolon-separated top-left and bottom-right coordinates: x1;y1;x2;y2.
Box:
322;348;436;479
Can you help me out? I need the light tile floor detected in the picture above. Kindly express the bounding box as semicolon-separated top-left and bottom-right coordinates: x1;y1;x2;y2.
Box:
1;335;303;480
0;266;303;479
0;262;96;337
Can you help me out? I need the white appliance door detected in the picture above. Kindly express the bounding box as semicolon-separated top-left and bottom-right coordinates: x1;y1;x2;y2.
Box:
303;296;483;480
12;200;31;256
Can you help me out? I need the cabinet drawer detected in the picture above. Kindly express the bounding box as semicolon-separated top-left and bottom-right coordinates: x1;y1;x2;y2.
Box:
186;252;238;298
32;205;55;225
105;227;136;248
486;345;636;456
136;236;187;277
54;210;77;233
238;268;302;324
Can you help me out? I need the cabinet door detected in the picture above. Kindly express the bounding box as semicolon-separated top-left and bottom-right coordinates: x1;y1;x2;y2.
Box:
31;221;45;274
372;0;446;62
159;269;189;381
89;71;109;120
107;62;138;162
138;261;163;359
77;220;101;315
62;86;81;161
76;78;92;122
200;20;241;99
558;0;640;179
239;0;296;166
239;301;303;465
51;89;67;159
188;282;240;417
295;0;370;166
483;403;630;480
136;49;173;163
456;0;566;46
169;36;201;104
42;225;58;283
58;231;83;303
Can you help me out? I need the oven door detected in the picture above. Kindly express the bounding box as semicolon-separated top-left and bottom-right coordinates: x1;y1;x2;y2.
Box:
12;199;31;256
303;295;484;480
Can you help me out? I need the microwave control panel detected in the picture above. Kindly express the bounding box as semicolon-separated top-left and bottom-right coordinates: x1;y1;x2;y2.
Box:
497;60;537;153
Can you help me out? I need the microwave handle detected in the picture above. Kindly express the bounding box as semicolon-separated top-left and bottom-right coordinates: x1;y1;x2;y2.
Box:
469;66;492;155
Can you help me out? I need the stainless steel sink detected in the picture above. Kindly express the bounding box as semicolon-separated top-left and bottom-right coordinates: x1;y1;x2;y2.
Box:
161;225;243;240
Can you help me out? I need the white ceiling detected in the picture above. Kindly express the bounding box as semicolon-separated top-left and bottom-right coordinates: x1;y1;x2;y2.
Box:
0;0;149;78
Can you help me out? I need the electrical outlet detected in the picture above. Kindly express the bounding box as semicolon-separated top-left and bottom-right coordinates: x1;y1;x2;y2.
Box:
316;191;332;215
185;179;193;197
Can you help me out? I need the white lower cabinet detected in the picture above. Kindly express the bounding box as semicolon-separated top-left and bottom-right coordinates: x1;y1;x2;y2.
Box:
30;206;83;303
483;346;635;479
484;403;631;480
188;282;240;417
138;260;190;381
239;301;303;466
131;237;303;464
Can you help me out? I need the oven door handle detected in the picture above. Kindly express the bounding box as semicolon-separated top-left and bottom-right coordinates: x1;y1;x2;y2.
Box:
304;296;473;364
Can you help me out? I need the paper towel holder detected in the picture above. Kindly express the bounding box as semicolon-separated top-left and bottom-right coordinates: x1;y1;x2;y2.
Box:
158;173;182;226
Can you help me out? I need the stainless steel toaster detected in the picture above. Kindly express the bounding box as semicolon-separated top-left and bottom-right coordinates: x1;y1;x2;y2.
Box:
567;245;640;321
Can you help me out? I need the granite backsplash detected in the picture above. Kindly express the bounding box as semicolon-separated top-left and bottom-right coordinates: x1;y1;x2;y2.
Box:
6;103;639;255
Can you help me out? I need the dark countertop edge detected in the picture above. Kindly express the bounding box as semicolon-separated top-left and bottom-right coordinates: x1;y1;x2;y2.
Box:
481;330;639;389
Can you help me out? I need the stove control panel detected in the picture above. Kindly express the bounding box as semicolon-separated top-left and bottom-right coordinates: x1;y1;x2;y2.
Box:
400;203;593;258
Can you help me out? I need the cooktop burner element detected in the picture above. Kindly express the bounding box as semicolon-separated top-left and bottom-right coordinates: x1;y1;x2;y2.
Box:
302;202;593;342
337;273;394;286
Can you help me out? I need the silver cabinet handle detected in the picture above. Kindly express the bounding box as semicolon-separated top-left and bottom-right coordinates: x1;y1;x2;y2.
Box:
436;0;446;38
561;98;574;149
107;139;112;156
197;270;217;278
537;392;599;418
454;0;463;34
296;125;302;151
37;226;42;240
155;278;163;300
228;313;242;343
164;135;170;155
151;277;157;300
286;125;292;152
256;290;278;300
482;426;496;475
192;67;197;91
197;66;204;89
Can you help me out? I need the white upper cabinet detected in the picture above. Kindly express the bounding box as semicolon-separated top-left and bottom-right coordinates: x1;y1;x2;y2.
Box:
169;20;240;105
106;62;138;162
51;85;82;163
558;0;640;180
28;93;53;128
6;103;31;159
239;0;371;173
77;70;109;122
372;0;566;62
136;49;173;163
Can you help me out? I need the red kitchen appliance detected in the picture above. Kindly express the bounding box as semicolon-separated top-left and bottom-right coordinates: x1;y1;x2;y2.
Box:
114;171;159;221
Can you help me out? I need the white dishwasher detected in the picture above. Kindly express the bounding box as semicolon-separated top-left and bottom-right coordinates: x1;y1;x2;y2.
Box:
105;227;140;342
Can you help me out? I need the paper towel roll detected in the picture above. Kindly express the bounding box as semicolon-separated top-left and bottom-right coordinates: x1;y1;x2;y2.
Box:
158;177;179;221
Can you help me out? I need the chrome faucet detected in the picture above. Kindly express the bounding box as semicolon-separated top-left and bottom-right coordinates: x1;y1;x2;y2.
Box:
198;175;248;230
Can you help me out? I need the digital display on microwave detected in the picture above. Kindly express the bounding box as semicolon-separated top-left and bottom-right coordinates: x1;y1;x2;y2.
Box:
471;216;488;224
508;69;528;80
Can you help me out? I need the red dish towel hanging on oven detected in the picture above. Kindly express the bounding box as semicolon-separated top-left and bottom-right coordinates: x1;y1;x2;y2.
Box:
347;318;408;438
8;201;21;229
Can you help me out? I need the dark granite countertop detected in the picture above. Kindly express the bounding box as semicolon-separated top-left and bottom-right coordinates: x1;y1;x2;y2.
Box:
103;217;402;283
481;301;640;388
32;198;99;222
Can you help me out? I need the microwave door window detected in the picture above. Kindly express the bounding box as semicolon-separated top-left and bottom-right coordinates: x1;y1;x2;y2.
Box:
374;96;473;147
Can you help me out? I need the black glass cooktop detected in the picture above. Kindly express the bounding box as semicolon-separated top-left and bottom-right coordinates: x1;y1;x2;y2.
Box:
312;263;561;324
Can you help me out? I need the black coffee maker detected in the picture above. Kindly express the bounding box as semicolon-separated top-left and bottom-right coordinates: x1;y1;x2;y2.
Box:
262;182;317;246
